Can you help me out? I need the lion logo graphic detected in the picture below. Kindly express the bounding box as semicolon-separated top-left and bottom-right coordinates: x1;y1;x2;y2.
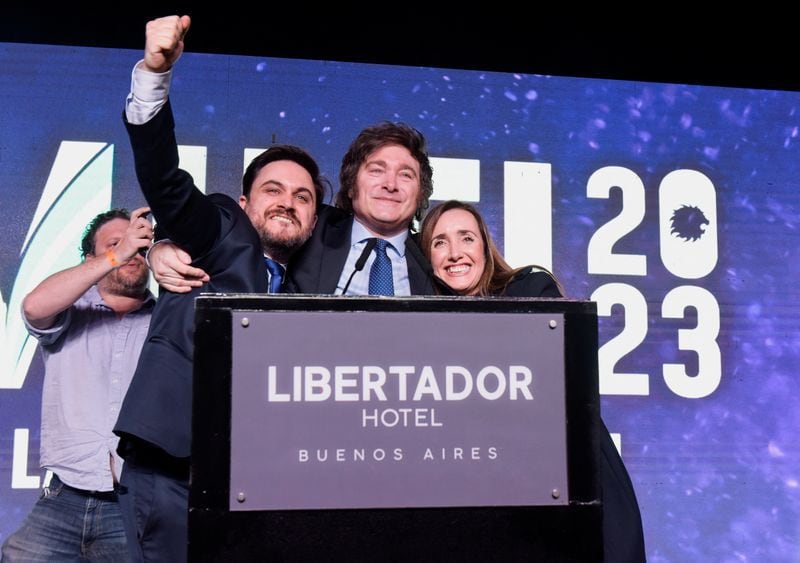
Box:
670;205;709;242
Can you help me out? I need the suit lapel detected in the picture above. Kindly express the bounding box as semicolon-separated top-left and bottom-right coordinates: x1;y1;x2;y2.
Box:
296;206;434;295
405;236;435;295
318;213;353;294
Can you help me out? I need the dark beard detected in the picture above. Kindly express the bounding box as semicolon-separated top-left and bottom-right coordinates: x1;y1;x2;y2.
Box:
261;231;310;264
106;266;149;298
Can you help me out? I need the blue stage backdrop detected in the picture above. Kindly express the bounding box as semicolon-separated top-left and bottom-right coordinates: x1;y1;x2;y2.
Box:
1;42;798;562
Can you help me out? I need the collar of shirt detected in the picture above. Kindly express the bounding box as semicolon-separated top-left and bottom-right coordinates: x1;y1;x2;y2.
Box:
334;220;412;295
126;63;172;125
91;286;157;314
350;219;408;257
263;254;287;268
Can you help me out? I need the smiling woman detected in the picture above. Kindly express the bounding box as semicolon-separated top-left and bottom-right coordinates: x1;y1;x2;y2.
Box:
426;206;487;295
419;200;563;298
419;199;647;562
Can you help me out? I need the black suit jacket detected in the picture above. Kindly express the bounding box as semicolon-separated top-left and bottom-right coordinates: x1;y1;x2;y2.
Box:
504;267;562;298
504;268;646;562
114;101;268;458
286;206;437;295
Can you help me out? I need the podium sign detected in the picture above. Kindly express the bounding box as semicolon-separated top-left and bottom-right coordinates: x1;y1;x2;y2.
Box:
229;310;567;511
190;295;602;562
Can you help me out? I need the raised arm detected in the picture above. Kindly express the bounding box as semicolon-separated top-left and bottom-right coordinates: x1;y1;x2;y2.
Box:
22;207;152;329
125;14;221;259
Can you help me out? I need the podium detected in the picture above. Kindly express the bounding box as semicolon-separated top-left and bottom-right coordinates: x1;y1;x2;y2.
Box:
189;295;602;562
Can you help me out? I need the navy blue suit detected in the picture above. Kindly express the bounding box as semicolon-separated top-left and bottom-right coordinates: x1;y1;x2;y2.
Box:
115;101;437;561
114;101;269;563
115;100;268;459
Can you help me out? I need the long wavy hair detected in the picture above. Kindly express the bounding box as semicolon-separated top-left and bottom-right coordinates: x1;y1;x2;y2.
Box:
420;200;564;296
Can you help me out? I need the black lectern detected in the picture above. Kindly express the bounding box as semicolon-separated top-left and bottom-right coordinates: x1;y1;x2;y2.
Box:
189;295;602;562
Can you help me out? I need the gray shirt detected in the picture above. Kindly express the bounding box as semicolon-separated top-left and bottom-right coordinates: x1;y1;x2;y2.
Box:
25;285;155;491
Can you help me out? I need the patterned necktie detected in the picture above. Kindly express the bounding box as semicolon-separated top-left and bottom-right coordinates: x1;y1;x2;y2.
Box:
264;257;285;294
368;239;394;296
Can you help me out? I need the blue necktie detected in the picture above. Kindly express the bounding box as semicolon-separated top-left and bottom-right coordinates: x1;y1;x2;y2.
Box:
368;239;394;296
264;257;285;294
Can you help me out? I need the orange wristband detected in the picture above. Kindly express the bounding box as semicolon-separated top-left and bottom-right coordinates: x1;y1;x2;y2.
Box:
105;249;120;268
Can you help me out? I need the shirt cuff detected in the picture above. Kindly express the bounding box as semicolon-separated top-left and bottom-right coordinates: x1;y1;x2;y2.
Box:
144;238;172;271
125;60;172;125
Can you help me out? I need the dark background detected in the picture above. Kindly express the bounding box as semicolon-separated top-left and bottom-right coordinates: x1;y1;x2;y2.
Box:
2;7;796;91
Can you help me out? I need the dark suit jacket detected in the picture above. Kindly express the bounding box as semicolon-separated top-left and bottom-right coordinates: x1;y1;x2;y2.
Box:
504;268;646;562
504;267;562;298
114;101;268;458
286;206;437;296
